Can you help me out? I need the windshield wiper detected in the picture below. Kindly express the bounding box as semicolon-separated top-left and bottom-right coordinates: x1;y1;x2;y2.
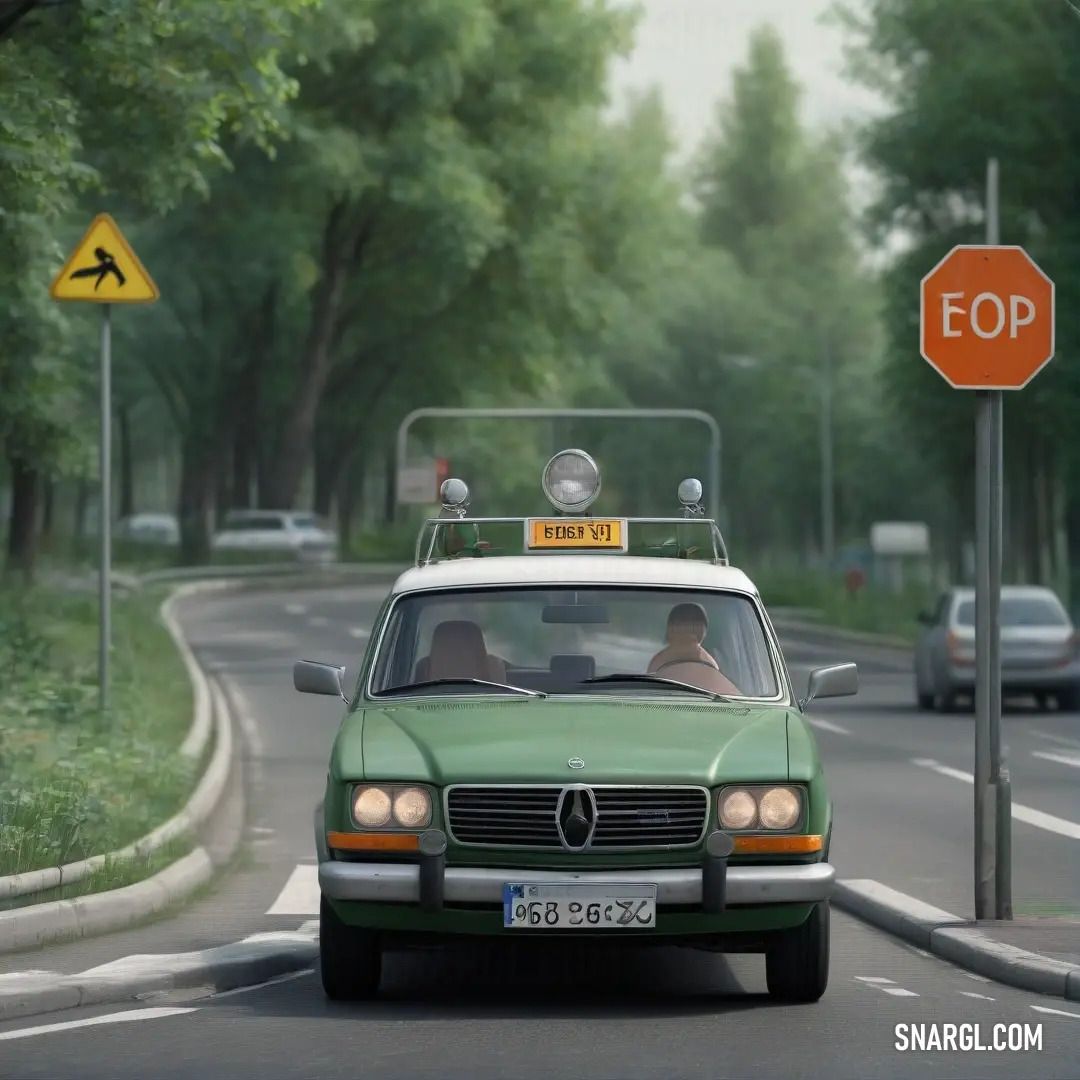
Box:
579;674;733;701
374;678;545;698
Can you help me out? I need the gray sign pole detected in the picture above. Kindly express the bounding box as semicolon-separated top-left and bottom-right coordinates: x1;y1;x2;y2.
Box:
98;305;113;714
974;158;1010;920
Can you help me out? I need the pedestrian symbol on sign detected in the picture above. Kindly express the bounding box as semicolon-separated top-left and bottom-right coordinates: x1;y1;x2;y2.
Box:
69;247;127;291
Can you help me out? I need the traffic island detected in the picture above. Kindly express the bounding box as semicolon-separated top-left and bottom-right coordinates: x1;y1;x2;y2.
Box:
834;880;1080;1001
0;583;242;954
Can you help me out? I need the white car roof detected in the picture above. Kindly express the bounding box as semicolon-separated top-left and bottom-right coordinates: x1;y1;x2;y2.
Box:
952;585;1062;602
390;555;760;596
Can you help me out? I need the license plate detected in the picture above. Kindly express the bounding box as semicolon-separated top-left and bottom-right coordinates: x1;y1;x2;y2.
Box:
502;882;656;928
525;518;626;551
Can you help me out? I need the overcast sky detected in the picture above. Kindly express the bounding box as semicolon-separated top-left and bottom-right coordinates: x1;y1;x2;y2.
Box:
608;0;885;155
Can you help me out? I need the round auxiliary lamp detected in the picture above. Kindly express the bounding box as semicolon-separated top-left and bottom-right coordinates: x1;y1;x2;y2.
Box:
541;449;601;514
678;477;705;517
439;478;470;517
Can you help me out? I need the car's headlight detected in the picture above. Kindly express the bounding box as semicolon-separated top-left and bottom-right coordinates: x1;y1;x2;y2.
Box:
717;785;804;831
352;785;432;829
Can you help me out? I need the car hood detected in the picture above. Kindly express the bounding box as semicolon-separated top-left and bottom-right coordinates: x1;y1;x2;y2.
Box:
342;699;794;785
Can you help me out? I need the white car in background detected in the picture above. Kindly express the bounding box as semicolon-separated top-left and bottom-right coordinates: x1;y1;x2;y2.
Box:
114;512;180;546
211;509;338;563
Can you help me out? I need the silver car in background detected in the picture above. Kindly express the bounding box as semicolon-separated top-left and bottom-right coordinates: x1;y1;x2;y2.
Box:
915;585;1079;712
211;509;338;563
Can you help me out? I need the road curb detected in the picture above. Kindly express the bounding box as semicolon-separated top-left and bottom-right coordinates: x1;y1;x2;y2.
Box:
0;665;239;952
834;879;1080;1001
0;931;318;1022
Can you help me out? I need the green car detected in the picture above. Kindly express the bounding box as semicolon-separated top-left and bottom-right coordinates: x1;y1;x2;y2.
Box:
294;451;857;1004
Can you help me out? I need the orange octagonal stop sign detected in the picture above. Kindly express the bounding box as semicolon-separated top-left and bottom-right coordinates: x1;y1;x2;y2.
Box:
920;245;1055;390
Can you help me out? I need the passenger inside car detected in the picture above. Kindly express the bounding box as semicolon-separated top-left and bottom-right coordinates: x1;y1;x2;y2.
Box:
648;603;741;694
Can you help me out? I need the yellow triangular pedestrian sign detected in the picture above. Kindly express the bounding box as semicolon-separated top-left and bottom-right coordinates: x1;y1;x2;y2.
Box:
50;213;159;304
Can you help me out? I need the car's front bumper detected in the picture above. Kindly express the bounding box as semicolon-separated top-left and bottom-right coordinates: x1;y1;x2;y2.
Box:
320;860;835;907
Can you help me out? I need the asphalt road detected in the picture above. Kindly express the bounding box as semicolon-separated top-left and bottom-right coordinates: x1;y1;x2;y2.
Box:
2;585;1078;1078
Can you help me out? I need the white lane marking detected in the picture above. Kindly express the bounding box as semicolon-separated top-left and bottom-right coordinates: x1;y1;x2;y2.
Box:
960;991;996;1001
298;919;320;934
854;976;918;997
1033;731;1080;748
882;987;919;997
912;758;1080;840
855;976;895;984
284;603;307;615
1031;1005;1080;1019
221;676;265;760
348;627;370;639
0;970;57;982
211;969;314;999
265;864;320;916
1032;749;1080;770
0;1007;197;1042
309;616;328;627
805;718;851;736
964;972;992;983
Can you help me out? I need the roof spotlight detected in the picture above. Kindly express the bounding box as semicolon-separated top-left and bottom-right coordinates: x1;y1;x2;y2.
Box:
678;478;704;517
542;449;601;514
439;478;470;517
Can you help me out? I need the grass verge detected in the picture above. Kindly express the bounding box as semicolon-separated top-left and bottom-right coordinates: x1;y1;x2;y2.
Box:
747;568;932;642
0;585;197;882
0;835;195;912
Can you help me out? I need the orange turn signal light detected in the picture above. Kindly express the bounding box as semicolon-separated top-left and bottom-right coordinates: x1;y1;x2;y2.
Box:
327;831;420;852
733;834;823;854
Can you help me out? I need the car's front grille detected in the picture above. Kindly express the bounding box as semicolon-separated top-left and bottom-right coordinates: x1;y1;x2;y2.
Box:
445;785;709;850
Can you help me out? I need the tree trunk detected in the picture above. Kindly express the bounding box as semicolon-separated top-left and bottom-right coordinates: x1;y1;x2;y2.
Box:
261;206;362;508
5;449;39;582
231;426;252;509
176;436;219;565
336;457;365;550
41;477;55;538
383;453;396;526
118;403;135;519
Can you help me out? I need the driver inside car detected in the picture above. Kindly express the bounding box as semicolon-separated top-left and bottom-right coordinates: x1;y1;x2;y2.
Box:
647;602;741;694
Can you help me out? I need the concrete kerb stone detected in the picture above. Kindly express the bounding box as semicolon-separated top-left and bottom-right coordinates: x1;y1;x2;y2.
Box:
833;879;966;951
834;879;1080;1000
0;931;319;1022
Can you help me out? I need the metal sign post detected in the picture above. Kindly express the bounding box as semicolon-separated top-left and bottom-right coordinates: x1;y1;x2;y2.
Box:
394;407;723;521
49;213;160;715
919;160;1054;921
98;307;113;713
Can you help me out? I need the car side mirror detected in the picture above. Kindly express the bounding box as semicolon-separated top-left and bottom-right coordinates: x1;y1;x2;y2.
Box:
294;659;347;701
800;663;858;708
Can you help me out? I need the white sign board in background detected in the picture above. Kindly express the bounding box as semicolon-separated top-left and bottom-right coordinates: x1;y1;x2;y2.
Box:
870;521;931;557
396;459;438;505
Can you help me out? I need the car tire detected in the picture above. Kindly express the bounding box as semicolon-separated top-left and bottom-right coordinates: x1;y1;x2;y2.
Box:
916;691;934;711
935;687;957;713
765;900;829;1003
319;894;382;1001
1055;687;1080;712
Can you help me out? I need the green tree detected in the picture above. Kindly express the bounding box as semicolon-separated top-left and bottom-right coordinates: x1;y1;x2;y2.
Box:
834;0;1080;589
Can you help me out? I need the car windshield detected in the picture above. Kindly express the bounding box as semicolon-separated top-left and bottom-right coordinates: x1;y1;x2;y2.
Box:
955;595;1070;628
291;514;316;528
368;586;780;699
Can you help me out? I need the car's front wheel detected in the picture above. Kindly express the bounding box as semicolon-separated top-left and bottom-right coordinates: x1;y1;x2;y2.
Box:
319;894;382;1001
765;900;830;1003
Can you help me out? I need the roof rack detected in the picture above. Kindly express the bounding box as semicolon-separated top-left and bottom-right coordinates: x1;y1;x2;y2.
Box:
414;516;730;568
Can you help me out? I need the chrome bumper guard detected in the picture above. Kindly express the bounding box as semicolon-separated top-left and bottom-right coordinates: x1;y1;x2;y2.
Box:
320;859;835;908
